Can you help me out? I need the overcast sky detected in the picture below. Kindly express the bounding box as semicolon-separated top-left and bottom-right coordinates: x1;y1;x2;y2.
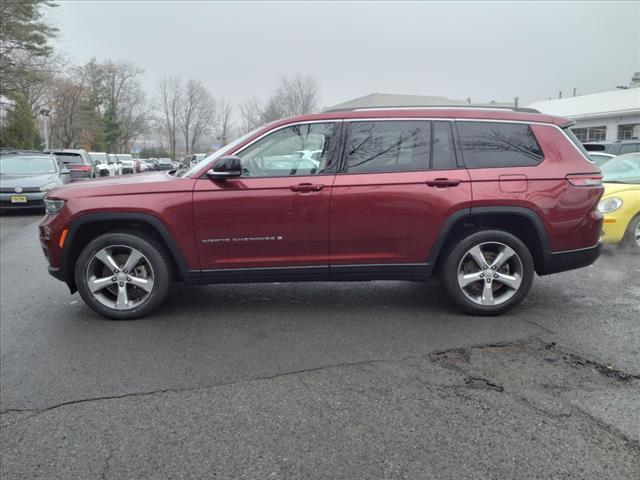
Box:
52;1;639;108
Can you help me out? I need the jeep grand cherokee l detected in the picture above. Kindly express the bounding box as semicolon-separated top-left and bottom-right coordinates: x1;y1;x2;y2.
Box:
39;107;604;320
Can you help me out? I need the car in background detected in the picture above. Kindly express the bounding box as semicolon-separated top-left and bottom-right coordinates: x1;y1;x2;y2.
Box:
588;152;615;167
138;160;152;172
115;154;136;175
185;153;206;166
46;149;94;180
1;151;71;211
156;158;173;170
598;153;640;249
89;152;118;177
584;140;640;156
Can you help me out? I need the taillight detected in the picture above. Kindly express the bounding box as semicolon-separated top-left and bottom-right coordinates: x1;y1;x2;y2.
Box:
566;173;602;187
70;164;91;172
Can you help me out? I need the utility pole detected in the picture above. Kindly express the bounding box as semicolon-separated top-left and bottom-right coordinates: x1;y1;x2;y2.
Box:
573;88;577;97
39;107;50;149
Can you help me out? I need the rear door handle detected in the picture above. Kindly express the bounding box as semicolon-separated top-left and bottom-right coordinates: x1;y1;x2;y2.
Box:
290;183;324;192
426;178;461;188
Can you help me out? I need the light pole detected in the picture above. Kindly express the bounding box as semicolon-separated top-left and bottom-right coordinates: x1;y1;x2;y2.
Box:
39;107;50;149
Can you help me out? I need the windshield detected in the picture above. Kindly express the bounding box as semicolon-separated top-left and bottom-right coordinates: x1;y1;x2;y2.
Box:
116;154;133;162
600;154;640;184
89;152;107;163
0;155;57;175
180;126;265;178
563;128;591;159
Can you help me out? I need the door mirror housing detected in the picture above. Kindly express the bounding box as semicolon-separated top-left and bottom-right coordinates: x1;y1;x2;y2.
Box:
207;156;242;179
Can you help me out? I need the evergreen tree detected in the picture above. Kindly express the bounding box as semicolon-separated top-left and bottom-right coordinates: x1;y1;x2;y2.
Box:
0;94;38;149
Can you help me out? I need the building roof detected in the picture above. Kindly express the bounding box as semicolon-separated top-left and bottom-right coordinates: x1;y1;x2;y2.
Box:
528;87;640;120
326;92;515;111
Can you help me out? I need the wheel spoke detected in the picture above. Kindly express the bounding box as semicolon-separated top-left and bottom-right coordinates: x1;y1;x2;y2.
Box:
128;275;154;292
495;272;521;290
490;245;516;269
468;246;488;269
88;276;113;293
115;284;129;309
481;281;494;305
122;249;143;273
458;271;484;288
94;248;120;271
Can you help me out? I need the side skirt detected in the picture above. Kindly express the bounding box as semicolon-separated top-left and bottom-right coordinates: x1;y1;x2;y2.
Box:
184;263;434;285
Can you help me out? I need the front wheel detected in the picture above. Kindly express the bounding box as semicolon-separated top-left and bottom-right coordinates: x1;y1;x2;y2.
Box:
441;230;535;316
74;232;172;320
621;214;640;251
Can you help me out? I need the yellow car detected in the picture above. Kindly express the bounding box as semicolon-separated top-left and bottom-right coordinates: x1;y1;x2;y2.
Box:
597;153;640;249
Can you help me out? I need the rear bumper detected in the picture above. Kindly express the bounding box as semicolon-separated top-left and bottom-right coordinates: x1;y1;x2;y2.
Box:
538;242;602;275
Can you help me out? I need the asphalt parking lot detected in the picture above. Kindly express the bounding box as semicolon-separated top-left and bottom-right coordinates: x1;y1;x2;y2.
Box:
1;212;639;479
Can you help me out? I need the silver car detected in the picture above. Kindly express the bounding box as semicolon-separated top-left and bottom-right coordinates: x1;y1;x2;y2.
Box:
0;151;71;211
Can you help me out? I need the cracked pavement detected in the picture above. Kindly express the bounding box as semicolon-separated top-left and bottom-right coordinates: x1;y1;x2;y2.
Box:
1;214;639;479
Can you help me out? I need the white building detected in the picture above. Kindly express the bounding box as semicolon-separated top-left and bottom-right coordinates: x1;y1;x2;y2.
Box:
528;73;640;143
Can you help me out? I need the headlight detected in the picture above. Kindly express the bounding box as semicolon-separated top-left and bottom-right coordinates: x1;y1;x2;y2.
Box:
40;182;59;192
44;198;66;215
598;197;623;214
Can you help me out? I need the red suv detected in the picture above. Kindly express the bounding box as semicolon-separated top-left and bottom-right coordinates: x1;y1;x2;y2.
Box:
39;107;603;319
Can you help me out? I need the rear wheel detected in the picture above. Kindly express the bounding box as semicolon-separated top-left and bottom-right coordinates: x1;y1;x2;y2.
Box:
74;232;172;320
441;230;534;315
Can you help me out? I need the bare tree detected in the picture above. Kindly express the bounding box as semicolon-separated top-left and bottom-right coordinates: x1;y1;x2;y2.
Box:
179;79;217;154
158;76;182;159
215;97;233;145
238;97;263;134
272;75;320;118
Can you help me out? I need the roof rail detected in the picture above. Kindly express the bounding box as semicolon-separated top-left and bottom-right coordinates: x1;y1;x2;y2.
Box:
323;105;541;114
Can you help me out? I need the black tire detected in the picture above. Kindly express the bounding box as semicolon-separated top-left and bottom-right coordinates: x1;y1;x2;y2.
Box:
620;214;640;252
74;232;172;320
440;229;535;316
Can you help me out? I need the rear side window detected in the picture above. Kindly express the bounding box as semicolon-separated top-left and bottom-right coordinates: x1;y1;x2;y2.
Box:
457;122;543;168
343;121;431;173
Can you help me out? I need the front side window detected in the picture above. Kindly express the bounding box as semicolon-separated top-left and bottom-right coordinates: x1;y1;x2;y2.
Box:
457;122;543;168
237;123;336;177
343;121;431;174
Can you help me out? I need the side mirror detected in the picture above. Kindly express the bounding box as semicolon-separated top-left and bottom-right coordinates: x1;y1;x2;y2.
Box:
207;155;242;180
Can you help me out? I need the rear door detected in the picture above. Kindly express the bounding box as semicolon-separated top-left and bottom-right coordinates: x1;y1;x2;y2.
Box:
330;120;472;268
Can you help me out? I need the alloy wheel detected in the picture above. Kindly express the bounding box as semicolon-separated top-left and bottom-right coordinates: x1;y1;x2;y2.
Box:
86;245;154;310
457;242;524;306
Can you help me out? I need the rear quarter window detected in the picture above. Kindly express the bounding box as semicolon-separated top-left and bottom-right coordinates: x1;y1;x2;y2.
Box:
457;121;543;168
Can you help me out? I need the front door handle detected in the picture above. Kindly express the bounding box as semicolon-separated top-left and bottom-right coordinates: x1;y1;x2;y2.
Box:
290;183;325;192
426;178;461;188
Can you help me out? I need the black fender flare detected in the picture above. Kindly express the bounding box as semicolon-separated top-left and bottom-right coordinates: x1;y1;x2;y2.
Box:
426;206;551;267
60;212;190;290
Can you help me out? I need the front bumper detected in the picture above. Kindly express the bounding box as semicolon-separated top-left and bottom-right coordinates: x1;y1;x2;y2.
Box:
0;192;46;210
538;242;602;276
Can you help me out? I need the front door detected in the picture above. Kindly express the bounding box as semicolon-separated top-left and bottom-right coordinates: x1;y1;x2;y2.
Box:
193;121;340;271
330;120;472;267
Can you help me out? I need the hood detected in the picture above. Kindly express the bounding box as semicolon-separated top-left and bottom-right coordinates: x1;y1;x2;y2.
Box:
48;171;194;199
602;182;640;197
0;173;60;189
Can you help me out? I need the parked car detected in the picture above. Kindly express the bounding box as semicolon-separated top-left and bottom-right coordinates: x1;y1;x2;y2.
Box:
46;149;94;180
1;151;71;211
598;153;640;249
583;140;640;155
115;154;136;174
588;152;615;167
156;158;173;170
185;153;206;166
40;107;604;320
89;152;118;177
